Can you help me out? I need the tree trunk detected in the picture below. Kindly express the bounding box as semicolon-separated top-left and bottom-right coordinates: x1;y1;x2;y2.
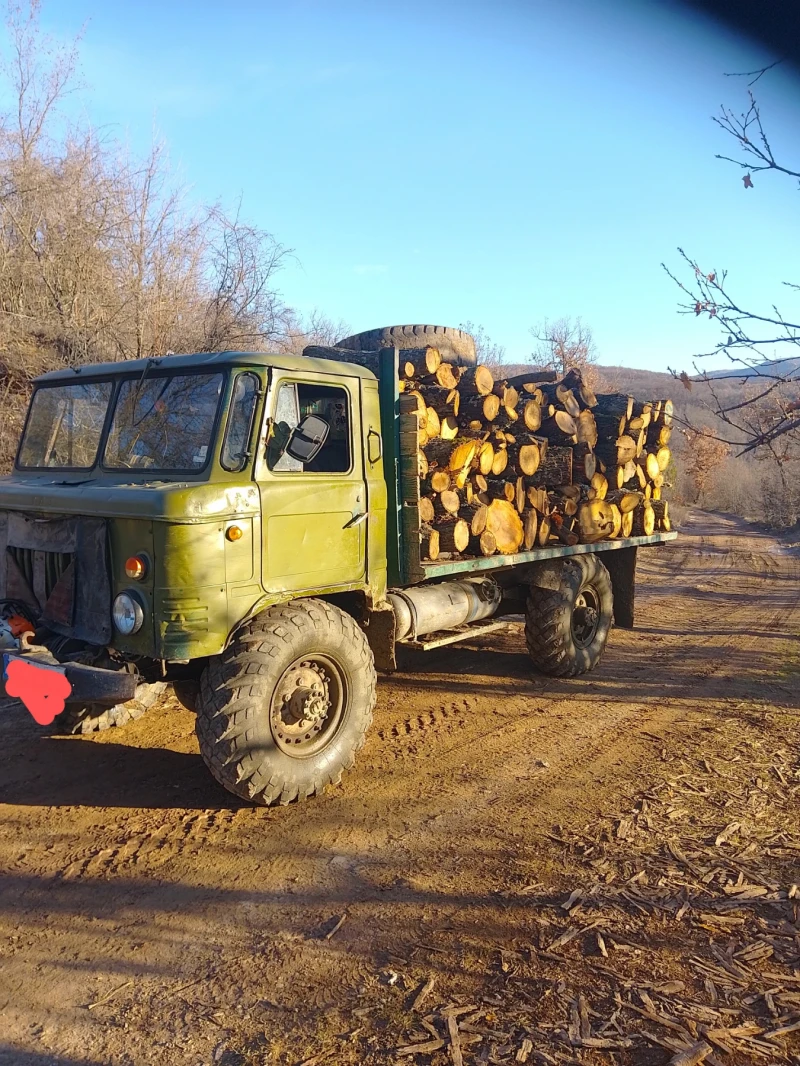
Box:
539;410;577;445
469;530;497;556
420;524;440;560
631;502;655;536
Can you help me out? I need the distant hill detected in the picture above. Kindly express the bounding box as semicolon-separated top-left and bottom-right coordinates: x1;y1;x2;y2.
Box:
697;355;800;381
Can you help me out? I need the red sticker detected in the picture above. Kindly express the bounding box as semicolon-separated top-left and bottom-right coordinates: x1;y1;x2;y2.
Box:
5;658;72;724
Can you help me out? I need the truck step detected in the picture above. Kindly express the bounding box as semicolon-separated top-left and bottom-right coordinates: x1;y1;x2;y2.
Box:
400;618;514;651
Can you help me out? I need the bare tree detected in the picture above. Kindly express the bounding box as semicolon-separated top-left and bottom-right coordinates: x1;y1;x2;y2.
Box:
664;61;800;459
457;321;506;365
528;316;598;383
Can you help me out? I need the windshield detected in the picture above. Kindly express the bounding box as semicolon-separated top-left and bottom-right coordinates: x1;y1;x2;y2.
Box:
104;372;224;471
18;382;113;469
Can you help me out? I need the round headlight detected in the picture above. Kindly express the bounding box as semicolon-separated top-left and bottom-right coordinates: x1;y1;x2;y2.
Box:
113;592;144;635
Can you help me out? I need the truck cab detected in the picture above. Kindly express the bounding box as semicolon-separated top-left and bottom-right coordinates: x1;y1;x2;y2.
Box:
0;351;388;670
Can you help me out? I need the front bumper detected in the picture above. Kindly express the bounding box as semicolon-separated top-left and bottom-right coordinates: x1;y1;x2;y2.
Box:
1;650;138;707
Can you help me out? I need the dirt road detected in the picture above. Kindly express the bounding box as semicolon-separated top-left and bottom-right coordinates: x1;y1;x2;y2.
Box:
1;511;799;1066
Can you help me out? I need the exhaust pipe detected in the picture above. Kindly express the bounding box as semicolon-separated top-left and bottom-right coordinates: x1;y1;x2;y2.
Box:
388;578;502;641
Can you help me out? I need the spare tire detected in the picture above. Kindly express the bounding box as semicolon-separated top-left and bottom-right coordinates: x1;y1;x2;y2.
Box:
335;324;476;366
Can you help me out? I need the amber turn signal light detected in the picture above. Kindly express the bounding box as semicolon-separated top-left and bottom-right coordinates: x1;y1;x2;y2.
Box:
124;555;147;580
226;525;244;542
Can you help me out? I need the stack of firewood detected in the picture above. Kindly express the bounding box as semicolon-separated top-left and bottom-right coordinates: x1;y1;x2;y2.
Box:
398;349;673;561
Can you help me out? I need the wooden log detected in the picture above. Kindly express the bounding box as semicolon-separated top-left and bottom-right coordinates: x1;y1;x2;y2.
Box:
538;410;578;445
462;500;489;534
486;499;524;554
468;530;497;556
594;393;634;421
573;442;596;482
505;439;541;476
621;508;634;537
419;496;435;523
517;398;542;431
595;434;637;468
660;398;674;425
576;409;598;446
417;384;459;417
458;365;495;396
631;502;655;536
616;459;638;489
491;447;509;476
639;452;660;481
505;370;559;386
650;499;670;531
436;516;470;553
606;489;642;513
656;445;671;472
459;393;501;422
523;508;538;550
590;471;608;500
537;512;552;545
472;473;488;493
433;489;461;517
423;363;460;390
594;412;627;440
609;503;622;538
422;470;451;494
531;445;573;487
418;450;428;479
526;484;548;513
493;405;520;430
397;346;442;378
425;407;440;440
578;500;616;542
440;415;459;440
420;524;440;561
486;480;516;503
515;476;526;513
541;382;581;418
473;440;493;476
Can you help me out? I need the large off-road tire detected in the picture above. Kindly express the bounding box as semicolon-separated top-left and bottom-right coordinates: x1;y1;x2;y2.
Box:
195;599;377;806
525;556;614;677
51;682;166;735
335;324;477;365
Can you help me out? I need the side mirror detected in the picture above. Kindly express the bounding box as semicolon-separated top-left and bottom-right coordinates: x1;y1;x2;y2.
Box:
285;414;329;463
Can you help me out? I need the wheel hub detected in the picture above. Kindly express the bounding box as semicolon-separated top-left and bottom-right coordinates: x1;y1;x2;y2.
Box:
270;659;343;754
572;588;601;648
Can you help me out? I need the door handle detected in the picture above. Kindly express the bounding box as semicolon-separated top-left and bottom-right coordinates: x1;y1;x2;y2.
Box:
343;511;368;529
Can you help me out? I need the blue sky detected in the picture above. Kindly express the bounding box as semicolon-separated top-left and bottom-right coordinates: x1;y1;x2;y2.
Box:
22;0;800;371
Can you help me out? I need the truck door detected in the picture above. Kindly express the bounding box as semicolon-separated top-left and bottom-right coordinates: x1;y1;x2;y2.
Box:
256;372;367;593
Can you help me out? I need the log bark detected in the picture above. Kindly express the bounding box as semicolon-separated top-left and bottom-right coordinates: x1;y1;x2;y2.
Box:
459;393;501;422
606;489;642;513
530;445;573;487
594;393;634;420
459;365;495;396
462;500;488;535
538;410;577;445
631;502;655;536
436;516;470;553
573;442;596;482
505;370;558;386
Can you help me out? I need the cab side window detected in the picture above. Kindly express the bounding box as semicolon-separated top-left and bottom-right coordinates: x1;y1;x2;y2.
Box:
267;382;351;473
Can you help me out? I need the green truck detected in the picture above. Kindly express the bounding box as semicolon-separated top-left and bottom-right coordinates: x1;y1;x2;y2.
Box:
0;324;675;805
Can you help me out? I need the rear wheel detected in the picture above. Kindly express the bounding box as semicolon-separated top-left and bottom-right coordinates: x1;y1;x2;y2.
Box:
195;599;376;806
50;682;166;735
525;555;613;677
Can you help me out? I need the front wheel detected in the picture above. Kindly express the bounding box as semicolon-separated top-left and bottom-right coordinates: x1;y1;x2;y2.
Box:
525;555;614;677
195;599;377;806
